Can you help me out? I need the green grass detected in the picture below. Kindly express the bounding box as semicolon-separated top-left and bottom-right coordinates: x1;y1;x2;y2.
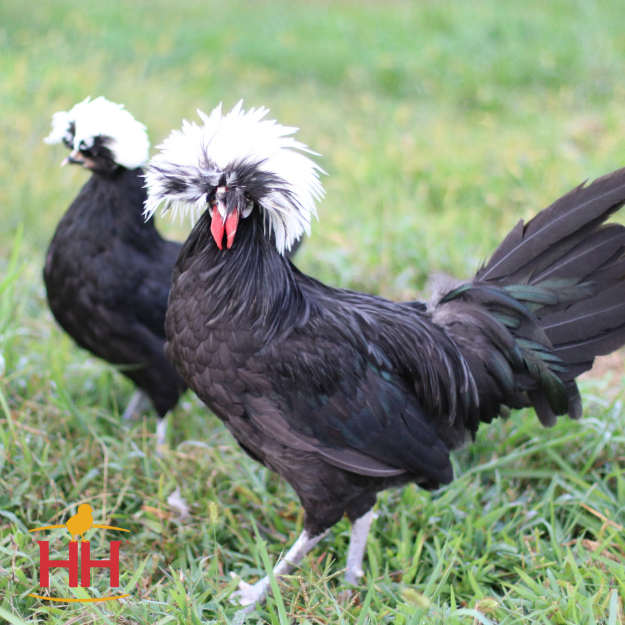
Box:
2;0;625;622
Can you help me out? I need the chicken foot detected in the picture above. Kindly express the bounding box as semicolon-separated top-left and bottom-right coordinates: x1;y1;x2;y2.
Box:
232;529;328;612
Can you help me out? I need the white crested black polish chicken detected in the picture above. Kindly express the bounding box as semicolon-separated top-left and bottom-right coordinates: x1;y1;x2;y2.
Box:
145;101;625;609
43;97;187;448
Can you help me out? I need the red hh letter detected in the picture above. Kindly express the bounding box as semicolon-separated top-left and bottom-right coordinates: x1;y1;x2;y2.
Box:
80;541;122;587
36;541;79;587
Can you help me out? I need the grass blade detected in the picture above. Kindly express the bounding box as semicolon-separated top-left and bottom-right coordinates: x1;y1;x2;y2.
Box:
253;523;289;625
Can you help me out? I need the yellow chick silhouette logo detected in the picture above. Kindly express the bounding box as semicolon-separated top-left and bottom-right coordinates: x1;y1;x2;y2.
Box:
65;504;94;542
28;502;130;603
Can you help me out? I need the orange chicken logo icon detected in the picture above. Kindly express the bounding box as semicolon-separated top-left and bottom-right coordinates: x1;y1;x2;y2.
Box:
65;504;94;542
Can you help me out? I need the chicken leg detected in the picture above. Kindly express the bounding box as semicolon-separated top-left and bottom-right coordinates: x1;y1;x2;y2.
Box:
345;509;374;585
233;529;329;612
121;390;150;421
155;414;169;450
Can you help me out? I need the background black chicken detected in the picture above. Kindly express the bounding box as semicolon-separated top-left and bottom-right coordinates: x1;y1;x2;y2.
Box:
146;102;625;609
44;98;304;451
44;97;187;447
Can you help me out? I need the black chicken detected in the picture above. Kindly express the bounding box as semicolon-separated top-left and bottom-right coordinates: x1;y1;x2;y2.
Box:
44;97;186;447
145;101;625;608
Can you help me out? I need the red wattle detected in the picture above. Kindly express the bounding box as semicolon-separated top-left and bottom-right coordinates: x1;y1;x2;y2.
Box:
210;210;225;250
225;210;240;249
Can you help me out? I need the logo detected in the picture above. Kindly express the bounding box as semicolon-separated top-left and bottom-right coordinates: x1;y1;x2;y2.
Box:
29;503;130;603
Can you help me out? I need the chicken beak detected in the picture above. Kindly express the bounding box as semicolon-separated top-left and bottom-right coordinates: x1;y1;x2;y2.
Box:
61;150;86;167
210;205;240;250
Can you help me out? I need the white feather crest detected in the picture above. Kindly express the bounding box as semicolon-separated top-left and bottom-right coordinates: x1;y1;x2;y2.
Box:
144;101;325;254
44;96;149;169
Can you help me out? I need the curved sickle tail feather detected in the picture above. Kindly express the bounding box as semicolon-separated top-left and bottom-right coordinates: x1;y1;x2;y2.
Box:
431;167;625;431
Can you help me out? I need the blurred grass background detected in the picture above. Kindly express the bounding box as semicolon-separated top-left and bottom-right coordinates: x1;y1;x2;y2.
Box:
2;0;625;623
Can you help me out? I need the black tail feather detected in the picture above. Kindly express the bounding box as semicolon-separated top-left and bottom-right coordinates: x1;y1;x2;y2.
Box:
554;322;625;373
531;224;625;284
478;168;625;283
542;281;625;346
434;167;625;429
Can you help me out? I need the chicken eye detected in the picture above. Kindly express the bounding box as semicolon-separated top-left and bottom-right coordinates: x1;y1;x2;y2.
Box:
207;190;216;217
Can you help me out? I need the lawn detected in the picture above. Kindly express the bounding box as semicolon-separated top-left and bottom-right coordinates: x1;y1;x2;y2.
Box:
2;0;625;623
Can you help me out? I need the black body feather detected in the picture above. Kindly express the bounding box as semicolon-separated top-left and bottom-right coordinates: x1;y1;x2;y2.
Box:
166;166;625;537
44;167;187;416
